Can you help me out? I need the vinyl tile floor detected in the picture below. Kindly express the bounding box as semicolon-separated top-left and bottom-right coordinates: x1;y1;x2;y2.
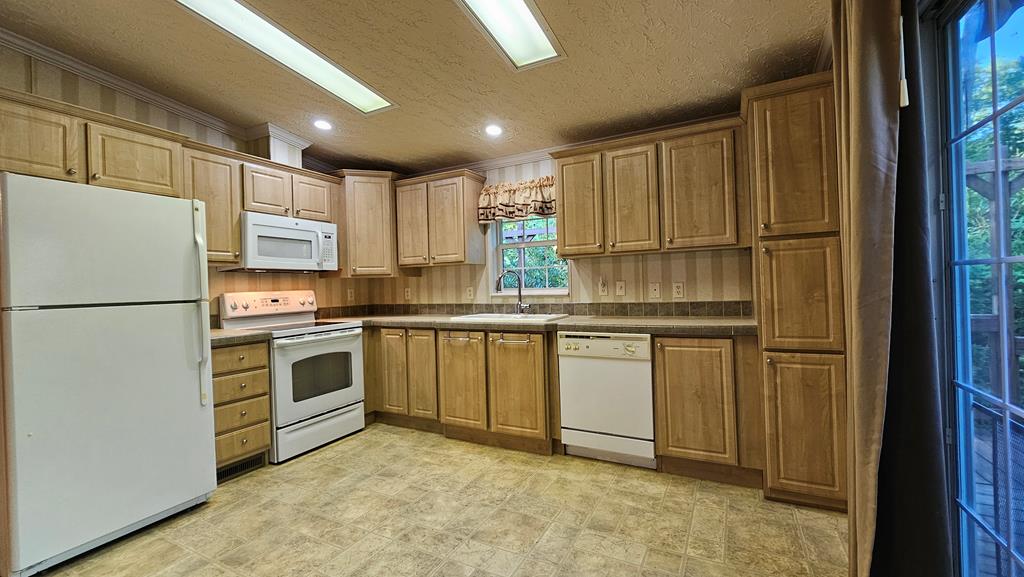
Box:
40;423;848;577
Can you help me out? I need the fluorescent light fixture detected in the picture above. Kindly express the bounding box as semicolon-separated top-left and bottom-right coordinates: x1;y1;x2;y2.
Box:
313;119;333;130
176;0;391;113
485;124;503;136
457;0;563;69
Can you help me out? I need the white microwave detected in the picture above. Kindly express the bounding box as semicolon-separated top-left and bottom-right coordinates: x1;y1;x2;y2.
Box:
235;211;338;271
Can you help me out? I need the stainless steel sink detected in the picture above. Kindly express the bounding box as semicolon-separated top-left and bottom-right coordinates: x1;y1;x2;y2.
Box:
451;313;568;323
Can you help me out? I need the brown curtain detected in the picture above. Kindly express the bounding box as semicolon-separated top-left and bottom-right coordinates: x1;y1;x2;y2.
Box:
831;1;901;575
477;176;556;223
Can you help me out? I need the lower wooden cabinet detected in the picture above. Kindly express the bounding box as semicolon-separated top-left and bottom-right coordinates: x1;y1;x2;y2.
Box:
212;342;271;469
379;328;438;419
655;338;738;465
487;333;546;439
764;352;847;503
380;328;410;414
438;331;488;430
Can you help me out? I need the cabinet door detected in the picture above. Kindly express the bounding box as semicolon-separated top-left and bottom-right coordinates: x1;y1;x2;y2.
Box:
183;149;241;263
397;182;430;266
764;352;846;501
408;329;438;419
0;100;81;181
603;143;660;253
438;331;487;430
243;163;293;216
347;175;394;276
655;338;737;465
751;85;839;236
661;130;737;249
87;123;182;197
380;328;409;414
760;236;844;351
487;333;546;439
292;174;332;222
556;153;605;256
428;177;467;264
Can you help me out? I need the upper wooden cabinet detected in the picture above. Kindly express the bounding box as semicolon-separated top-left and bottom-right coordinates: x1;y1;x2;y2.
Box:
0;99;81;181
342;170;397;277
243;163;293;216
556;152;605;256
183;149;241;263
759;236;844;351
660;129;737;249
394;170;485;268
655;338;738;465
746;78;839;237
603;143;661;253
764;352;847;503
292;174;332;222
487;333;546;439
438;331;488;430
87;123;182;197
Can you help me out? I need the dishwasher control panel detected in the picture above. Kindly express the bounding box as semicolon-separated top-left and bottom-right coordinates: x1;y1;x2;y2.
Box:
556;332;651;360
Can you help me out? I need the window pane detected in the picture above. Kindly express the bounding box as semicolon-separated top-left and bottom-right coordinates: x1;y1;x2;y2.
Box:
956;123;998;260
1003;105;1024;256
957;1;994;131
996;1;1024;108
962;391;1010;538
964;512;1013;577
957;264;1004;396
524;268;546;289
1011;415;1024;558
523;218;546;241
502;272;521;290
524;245;556;267
501;220;525;243
547;217;557;233
502;248;521;269
549;264;569;289
1011;263;1024;408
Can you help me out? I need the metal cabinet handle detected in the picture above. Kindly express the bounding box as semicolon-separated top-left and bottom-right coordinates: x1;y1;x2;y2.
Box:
666;238;673;244
295;209;302;214
494;337;533;344
597;243;602;249
761;247;769;254
241;438;248;445
240;383;248;389
241;410;248;417
610;241;617;247
67;168;78;176
656;342;663;350
422;256;428;261
760;223;769;230
766;357;774;365
91;173;101;180
234;251;240;257
238;354;246;360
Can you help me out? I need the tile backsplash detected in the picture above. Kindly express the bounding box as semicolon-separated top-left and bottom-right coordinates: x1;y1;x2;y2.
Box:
317;300;752;319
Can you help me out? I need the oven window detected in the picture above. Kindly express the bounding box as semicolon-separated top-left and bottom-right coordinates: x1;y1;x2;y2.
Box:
258;235;313;260
291;352;353;402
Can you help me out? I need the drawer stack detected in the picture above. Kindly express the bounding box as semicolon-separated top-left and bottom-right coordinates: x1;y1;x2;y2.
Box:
211;342;271;470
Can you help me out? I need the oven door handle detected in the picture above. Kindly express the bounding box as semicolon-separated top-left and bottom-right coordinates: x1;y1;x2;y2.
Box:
273;328;363;348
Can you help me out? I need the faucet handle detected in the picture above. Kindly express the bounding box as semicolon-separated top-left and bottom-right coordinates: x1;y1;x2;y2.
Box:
520;303;532;312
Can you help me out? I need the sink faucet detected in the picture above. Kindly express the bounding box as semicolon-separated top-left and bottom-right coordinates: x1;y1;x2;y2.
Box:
495;270;531;315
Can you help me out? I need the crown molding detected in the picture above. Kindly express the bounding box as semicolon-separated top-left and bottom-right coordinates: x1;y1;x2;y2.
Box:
0;26;247;139
302;155;338;174
244;122;313;150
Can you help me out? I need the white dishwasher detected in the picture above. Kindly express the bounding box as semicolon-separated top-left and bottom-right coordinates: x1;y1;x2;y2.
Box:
557;331;655;468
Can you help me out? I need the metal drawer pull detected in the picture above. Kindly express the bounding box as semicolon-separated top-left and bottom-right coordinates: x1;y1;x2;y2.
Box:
495;337;532;344
241;438;248;445
443;336;479;341
240;383;247;389
238;354;246;360
241;410;248;417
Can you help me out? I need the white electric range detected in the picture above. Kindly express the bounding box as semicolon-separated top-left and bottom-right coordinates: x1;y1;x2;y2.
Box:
220;290;363;462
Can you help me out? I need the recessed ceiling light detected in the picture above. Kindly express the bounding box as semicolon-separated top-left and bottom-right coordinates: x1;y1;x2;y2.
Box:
176;0;392;113
313;119;333;130
485;124;503;137
456;0;563;69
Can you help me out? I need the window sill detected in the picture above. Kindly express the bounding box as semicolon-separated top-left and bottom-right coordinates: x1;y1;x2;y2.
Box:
490;289;570;298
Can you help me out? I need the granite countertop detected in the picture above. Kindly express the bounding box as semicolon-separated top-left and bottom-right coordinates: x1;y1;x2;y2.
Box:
210;328;272;347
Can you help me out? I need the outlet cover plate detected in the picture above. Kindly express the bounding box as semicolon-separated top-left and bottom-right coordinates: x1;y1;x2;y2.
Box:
615;281;626;296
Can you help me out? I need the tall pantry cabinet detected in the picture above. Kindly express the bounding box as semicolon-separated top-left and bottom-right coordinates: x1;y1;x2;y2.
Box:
743;72;847;510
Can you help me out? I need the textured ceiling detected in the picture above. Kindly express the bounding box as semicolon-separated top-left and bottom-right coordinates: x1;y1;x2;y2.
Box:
0;0;829;173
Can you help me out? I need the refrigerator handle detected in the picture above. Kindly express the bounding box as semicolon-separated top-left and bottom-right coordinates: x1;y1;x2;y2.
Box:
192;200;209;300
197;300;211;406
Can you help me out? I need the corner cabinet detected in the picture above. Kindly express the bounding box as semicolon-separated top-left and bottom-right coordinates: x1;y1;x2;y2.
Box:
487;333;546;439
438;331;488;430
0;99;81;181
394;170;486;268
87;123;183;197
183;149;242;264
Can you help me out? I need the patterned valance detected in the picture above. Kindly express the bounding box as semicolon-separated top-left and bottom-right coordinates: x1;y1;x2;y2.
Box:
477;175;556;223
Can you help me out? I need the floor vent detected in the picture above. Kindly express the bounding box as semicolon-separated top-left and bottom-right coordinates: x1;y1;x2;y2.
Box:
216;453;266;483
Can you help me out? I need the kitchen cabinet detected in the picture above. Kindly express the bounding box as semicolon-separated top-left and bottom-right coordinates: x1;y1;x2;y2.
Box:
764;352;847;502
394;170;486;267
242;163;292;216
603;143;661;253
759;236;844;351
86;123;182;197
408;329;439;419
380;328;409;415
655;338;737;465
555;152;605;256
183;149;241;263
660;129;737;249
748;82;839;237
342;170;396;276
0;99;81;181
292;174;332;222
438;331;488;430
212;342;271;470
487;333;546;439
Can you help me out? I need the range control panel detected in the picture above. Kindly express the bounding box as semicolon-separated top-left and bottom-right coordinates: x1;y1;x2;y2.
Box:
220;290;318;319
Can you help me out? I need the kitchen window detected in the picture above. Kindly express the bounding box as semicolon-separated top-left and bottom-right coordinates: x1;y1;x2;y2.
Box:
494;217;569;294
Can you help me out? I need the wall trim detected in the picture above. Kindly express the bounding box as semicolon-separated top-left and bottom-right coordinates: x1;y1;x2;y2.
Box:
0;26;247;139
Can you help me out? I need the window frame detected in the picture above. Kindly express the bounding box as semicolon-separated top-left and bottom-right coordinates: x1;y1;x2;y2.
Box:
491;216;569;297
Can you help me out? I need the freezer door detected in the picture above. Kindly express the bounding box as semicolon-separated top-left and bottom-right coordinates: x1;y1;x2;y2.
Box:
0;173;206;308
3;303;216;572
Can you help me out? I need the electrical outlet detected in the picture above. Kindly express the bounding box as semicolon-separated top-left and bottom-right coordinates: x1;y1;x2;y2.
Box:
615;281;626;296
598;277;609;296
672;282;684;299
347;288;355;302
648;282;661;300
465;286;474;300
404;287;411;301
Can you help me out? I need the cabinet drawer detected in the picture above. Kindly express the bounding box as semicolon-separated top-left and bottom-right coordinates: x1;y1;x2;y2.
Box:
216;421;271;466
214;395;270;435
213;369;270;405
212;343;268;374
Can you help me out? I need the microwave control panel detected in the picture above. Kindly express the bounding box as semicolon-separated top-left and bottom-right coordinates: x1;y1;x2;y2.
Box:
220;290;318;318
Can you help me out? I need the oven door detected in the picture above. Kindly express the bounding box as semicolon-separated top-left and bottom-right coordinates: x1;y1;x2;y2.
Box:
271;328;363;427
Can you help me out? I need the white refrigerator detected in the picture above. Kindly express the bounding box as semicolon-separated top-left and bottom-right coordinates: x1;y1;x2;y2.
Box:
0;173;216;577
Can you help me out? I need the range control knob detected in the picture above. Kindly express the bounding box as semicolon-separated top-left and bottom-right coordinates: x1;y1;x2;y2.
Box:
299;299;306;306
308;297;314;306
230;301;238;311
242;302;249;310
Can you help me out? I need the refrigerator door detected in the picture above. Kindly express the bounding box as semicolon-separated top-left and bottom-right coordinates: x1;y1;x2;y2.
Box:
0;173;207;308
3;303;215;572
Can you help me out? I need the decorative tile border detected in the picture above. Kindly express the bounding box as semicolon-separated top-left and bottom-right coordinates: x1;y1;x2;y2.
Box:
317;301;753;319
